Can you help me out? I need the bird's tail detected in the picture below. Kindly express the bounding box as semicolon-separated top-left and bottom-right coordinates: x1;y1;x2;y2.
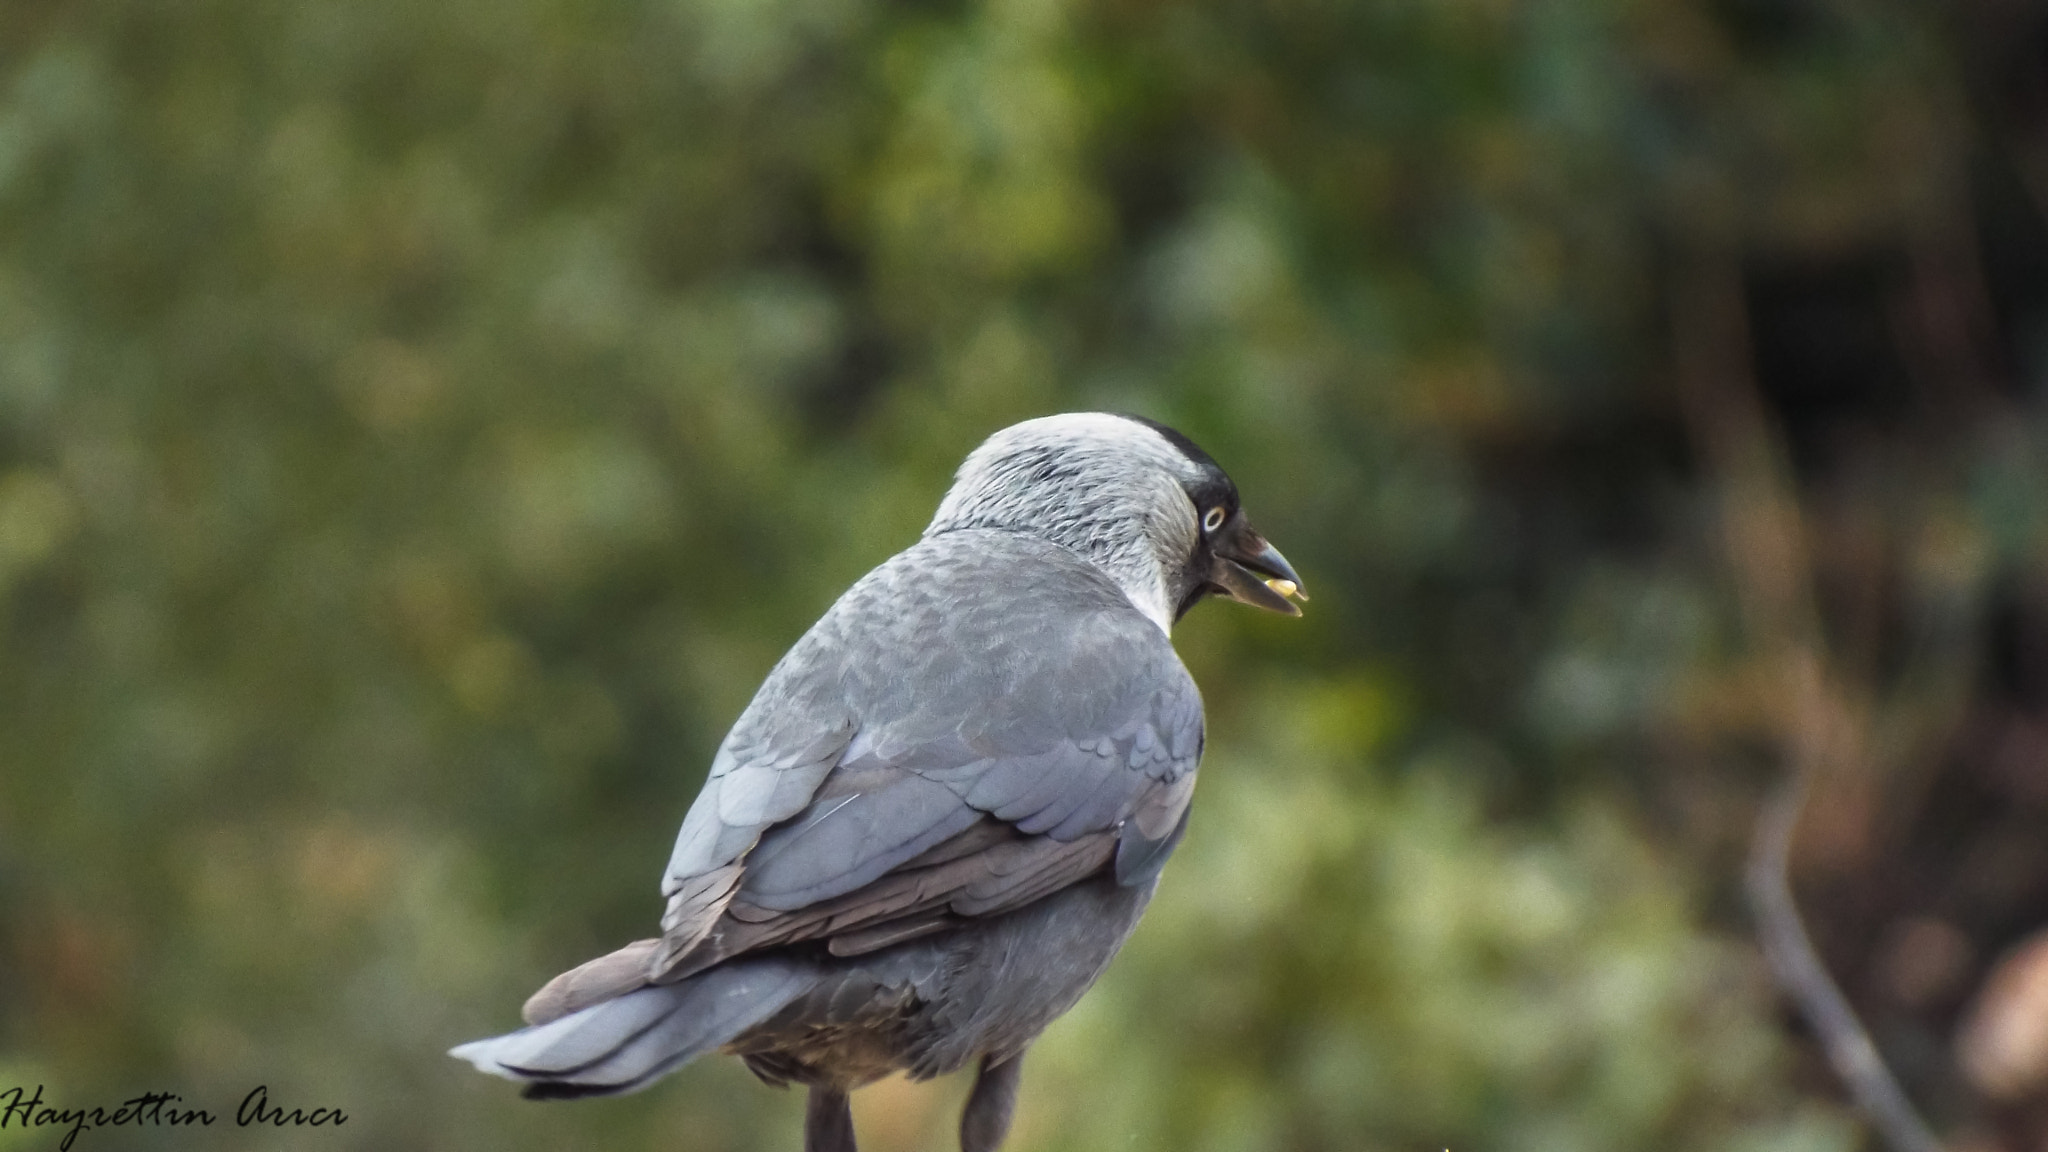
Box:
449;945;816;1099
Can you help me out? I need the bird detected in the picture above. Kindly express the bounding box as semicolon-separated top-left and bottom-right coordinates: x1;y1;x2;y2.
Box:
450;411;1305;1152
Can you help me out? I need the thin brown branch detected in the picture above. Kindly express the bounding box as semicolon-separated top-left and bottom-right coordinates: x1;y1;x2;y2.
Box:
1671;246;1946;1152
1746;665;1944;1152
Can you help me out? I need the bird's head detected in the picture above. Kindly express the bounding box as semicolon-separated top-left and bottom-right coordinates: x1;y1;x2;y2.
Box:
925;412;1305;631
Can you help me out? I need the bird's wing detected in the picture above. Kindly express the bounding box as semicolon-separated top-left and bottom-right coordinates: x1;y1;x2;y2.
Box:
648;533;1203;982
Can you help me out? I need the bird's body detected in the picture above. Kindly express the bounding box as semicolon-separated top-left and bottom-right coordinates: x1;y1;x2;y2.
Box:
452;414;1302;1151
734;868;1155;1086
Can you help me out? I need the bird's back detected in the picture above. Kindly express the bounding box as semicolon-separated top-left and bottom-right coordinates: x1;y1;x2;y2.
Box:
674;530;1195;1086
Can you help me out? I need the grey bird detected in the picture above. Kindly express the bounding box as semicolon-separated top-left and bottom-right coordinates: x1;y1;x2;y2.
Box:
450;412;1305;1152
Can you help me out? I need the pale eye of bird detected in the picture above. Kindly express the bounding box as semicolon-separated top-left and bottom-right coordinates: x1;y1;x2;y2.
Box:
1202;507;1225;532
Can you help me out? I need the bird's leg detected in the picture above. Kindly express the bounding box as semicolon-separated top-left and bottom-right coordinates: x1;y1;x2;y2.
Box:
805;1085;857;1152
959;1053;1024;1152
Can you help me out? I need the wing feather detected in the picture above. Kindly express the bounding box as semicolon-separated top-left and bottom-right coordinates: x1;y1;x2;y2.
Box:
648;532;1203;982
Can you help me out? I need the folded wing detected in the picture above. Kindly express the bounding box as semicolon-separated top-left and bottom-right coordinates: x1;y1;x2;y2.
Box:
642;533;1204;992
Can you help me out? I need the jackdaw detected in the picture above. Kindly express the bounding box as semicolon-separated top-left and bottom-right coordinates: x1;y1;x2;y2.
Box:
451;412;1305;1152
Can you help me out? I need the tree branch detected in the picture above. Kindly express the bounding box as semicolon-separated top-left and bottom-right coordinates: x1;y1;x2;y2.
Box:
1671;246;1945;1152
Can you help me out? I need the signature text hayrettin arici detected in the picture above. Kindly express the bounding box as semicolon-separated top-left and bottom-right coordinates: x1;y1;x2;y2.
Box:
0;1084;346;1150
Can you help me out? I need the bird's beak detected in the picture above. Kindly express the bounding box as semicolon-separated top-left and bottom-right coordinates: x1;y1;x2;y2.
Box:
1210;517;1307;616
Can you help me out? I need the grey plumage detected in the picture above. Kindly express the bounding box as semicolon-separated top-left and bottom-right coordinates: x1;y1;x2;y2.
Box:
451;412;1303;1151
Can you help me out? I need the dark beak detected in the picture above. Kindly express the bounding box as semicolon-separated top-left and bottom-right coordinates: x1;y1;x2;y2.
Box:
1210;517;1307;616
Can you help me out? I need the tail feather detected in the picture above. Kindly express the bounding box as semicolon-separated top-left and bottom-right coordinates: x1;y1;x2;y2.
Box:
522;937;663;1026
451;955;816;1098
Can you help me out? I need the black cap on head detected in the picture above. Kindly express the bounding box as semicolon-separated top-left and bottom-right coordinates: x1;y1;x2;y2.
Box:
1116;414;1238;516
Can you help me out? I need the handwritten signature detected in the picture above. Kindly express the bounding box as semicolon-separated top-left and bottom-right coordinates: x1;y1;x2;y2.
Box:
0;1084;345;1151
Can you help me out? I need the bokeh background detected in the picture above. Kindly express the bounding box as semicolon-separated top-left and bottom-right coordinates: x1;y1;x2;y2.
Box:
6;0;2048;1149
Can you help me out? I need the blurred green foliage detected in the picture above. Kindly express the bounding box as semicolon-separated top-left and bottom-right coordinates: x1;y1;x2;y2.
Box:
5;0;2042;1147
